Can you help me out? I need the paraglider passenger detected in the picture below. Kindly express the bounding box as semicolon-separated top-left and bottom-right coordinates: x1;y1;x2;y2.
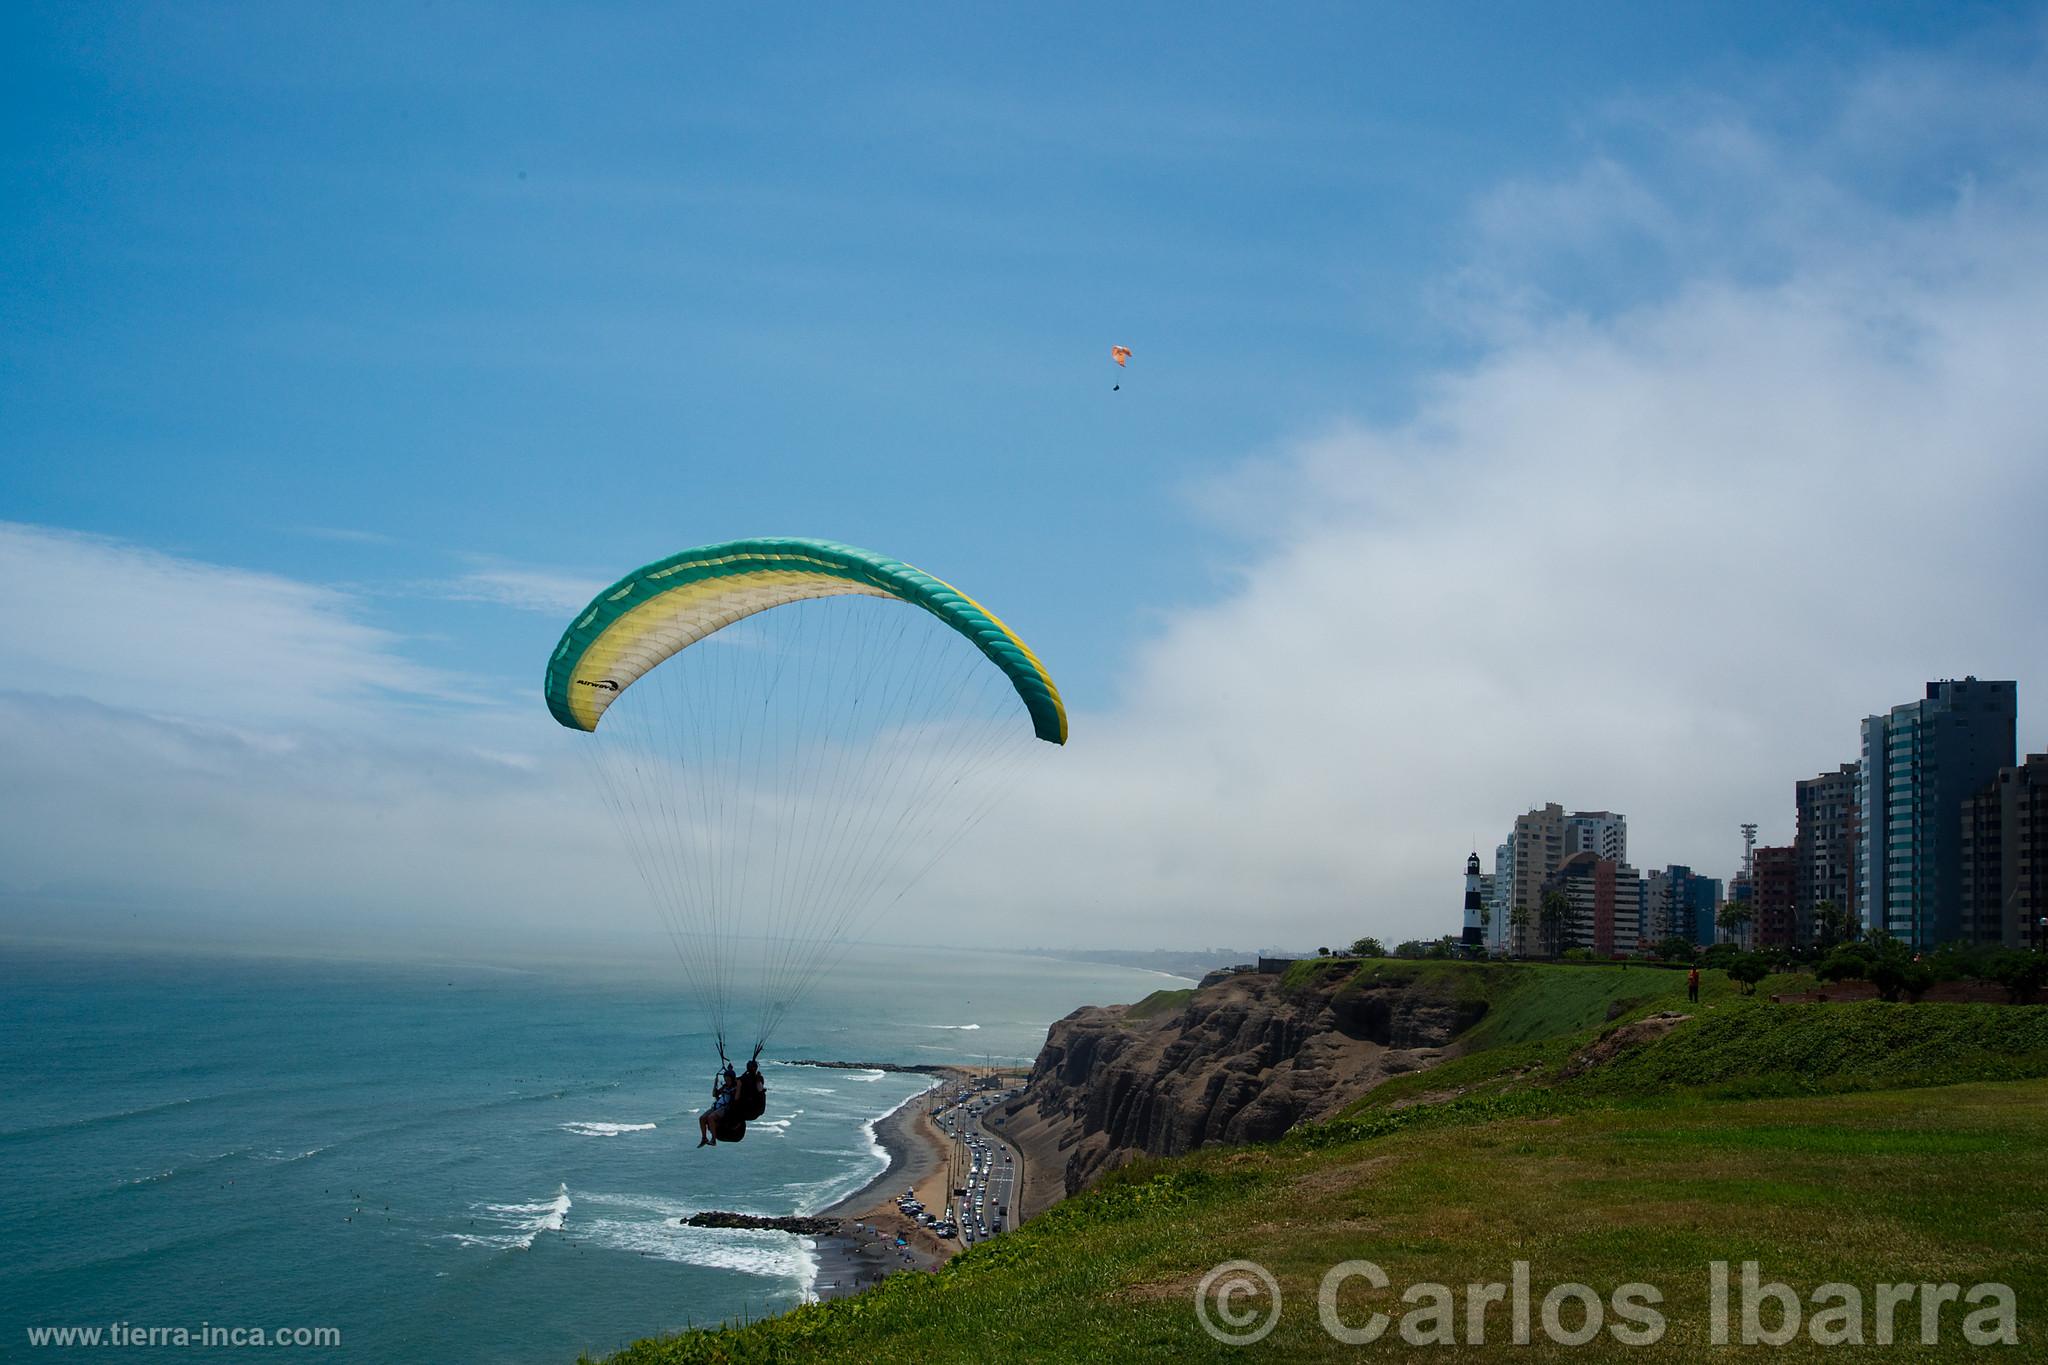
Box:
698;1066;738;1147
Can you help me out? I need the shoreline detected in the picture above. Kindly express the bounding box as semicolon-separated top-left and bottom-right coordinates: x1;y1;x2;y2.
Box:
708;1061;1044;1303
810;1064;1045;1300
667;1070;967;1304
807;1070;955;1299
815;1074;947;1219
669;1069;958;1304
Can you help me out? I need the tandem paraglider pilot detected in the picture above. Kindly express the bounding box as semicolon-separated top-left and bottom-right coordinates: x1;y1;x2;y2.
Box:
544;539;1068;1153
696;1057;769;1148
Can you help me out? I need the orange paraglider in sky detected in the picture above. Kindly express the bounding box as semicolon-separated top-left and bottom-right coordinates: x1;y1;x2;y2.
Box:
1111;344;1131;390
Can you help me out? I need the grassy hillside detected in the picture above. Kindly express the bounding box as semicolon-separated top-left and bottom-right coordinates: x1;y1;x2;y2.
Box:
1124;987;1196;1021
1283;956;1695;1048
593;963;2048;1363
596;1080;2048;1362
1349;966;2048;1115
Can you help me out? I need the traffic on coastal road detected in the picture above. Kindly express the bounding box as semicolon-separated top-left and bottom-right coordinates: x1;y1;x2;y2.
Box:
894;1078;1024;1247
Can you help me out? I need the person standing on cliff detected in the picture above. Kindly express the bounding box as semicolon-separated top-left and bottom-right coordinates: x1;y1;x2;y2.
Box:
1687;967;1701;1003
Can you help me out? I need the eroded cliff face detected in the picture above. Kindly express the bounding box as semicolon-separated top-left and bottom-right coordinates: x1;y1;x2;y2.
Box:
1004;966;1484;1208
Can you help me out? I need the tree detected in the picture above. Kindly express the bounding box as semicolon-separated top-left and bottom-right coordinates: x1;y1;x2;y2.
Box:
1317;946;1331;957
1508;904;1531;957
1816;944;1872;982
1812;900;1854;951
1700;941;1743;969
1716;901;1755;944
1651;936;1697;963
1987;950;2048;1004
1538;890;1571;959
1727;954;1770;995
1871;957;1935;1002
1864;931;1930;1002
1348;936;1386;959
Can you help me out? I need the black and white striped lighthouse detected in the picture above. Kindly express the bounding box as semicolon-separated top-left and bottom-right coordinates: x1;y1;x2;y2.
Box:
1462;851;1485;946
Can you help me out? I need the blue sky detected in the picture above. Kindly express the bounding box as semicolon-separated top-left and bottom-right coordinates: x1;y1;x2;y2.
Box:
4;3;2046;952
5;0;2024;700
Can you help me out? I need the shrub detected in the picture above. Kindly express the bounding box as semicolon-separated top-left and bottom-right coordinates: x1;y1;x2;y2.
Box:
1987;950;2048;1004
1928;940;1999;982
1816;945;1872;982
1870;956;1935;1003
1651;936;1697;963
1727;954;1771;994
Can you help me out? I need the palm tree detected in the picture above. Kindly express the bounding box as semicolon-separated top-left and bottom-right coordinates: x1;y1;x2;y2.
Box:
1812;899;1853;951
1539;890;1571;959
1717;901;1755;946
1508;904;1532;958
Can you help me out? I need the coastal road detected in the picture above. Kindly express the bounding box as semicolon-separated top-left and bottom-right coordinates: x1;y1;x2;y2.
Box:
959;1091;1022;1240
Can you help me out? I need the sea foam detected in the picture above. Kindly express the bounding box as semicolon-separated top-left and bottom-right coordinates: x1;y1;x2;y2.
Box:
451;1183;571;1251
568;1192;815;1284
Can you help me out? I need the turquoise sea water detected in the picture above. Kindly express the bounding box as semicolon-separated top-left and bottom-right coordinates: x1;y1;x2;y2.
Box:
2;942;1177;1363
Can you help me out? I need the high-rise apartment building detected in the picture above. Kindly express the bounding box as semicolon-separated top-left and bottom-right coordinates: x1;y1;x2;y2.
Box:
1565;811;1627;864
1540;853;1643;957
1506;803;1567;956
1959;753;2048;950
1857;679;2018;950
1795;762;1859;940
1752;844;1799;950
1488;841;1514;952
1643;868;1669;943
1645;864;1723;947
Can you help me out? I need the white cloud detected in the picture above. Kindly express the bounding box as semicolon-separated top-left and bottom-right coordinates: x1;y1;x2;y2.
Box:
0;691;631;946
439;564;607;615
0;523;471;727
0;527;631;941
918;51;2048;948
5;43;2046;960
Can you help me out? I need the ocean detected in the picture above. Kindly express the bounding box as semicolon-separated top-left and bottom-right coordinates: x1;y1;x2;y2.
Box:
2;941;1181;1363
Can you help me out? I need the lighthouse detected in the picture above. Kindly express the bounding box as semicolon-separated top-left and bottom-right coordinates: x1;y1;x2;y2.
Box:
1462;851;1485;946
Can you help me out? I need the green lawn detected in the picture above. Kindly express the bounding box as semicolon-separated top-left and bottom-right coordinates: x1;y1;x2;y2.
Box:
590;967;2048;1363
595;1079;2048;1363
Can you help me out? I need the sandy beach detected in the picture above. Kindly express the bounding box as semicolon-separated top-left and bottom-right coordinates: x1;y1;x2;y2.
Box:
684;1064;1044;1302
803;1064;1044;1300
807;1072;958;1297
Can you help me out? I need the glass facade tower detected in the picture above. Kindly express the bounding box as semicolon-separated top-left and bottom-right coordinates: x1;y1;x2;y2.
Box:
1857;679;2017;950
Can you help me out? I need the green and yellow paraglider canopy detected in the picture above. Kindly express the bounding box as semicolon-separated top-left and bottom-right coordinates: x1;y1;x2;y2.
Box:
543;537;1067;743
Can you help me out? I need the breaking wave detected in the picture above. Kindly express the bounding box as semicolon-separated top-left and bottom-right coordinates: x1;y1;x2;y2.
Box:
448;1183;571;1251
